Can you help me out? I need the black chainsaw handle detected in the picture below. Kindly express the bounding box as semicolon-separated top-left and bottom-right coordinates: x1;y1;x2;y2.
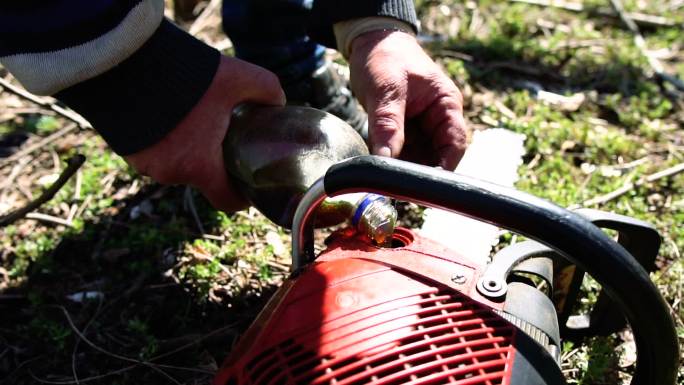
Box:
296;155;677;385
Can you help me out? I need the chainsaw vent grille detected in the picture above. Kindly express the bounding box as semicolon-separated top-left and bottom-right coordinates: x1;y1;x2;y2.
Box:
242;289;516;384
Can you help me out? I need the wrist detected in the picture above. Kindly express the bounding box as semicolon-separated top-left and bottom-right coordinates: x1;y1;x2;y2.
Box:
349;28;417;60
334;17;416;59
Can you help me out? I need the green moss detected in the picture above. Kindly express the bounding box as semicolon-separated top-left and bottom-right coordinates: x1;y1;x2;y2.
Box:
26;316;72;351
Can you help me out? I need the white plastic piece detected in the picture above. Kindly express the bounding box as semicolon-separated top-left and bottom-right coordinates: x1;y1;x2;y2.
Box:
419;129;526;265
66;291;104;303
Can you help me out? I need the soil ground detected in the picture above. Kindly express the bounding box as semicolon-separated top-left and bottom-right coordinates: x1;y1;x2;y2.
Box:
1;1;683;384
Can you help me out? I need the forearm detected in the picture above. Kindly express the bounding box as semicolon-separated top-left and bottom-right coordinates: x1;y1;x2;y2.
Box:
0;0;219;155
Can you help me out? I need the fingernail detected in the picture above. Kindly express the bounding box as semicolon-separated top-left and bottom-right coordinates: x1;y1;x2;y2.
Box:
373;145;392;158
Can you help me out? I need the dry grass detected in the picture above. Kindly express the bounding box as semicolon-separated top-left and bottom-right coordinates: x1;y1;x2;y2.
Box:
1;1;683;384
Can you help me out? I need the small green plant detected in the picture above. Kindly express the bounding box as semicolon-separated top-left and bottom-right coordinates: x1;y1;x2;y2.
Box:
27;317;71;351
1;2;682;384
126;317;159;360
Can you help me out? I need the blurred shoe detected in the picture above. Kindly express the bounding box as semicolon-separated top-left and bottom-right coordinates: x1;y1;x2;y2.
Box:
283;62;368;140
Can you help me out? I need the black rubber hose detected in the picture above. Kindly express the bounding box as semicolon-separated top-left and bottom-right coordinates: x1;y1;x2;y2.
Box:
324;156;678;385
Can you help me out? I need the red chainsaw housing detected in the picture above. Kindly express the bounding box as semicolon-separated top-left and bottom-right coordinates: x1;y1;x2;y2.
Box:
214;228;518;385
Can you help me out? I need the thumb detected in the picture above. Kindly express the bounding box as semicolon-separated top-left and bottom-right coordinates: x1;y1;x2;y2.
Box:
367;93;406;158
221;57;286;106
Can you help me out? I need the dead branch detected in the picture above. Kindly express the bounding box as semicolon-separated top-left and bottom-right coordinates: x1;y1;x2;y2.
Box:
510;0;676;28
0;157;30;191
70;297;104;385
184;186;206;235
510;0;583;12
581;162;684;207
0;77;91;129
25;212;73;227
148;323;238;362
73;195;93;222
643;162;684;182
609;0;684;92
57;306;206;385
189;0;222;36
436;50;474;62
29;366;137;385
0;154;85;227
28;305;218;385
0;123;78;166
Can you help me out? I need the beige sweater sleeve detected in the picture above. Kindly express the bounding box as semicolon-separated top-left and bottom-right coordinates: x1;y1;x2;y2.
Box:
333;16;416;59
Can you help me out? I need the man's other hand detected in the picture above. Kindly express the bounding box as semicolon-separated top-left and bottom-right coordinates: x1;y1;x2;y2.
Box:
349;30;468;170
124;56;286;212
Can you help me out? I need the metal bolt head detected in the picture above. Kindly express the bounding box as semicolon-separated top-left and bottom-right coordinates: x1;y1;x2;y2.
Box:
451;273;467;285
485;280;502;291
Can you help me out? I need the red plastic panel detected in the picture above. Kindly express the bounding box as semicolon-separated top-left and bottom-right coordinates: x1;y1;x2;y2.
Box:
216;230;516;385
219;283;515;383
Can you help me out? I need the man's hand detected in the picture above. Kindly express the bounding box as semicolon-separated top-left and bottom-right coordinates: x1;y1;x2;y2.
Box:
348;30;468;170
124;56;286;212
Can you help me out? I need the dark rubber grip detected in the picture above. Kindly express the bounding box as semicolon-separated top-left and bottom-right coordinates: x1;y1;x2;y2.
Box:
323;155;677;385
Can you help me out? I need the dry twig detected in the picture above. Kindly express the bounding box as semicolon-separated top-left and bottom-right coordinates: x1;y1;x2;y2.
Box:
56;306;211;384
510;0;676;28
581;162;684;207
184;186;206;235
148;323;237;362
62;304;217;371
29;366;137;385
510;0;583;12
0;123;78;166
189;0;222;36
0;154;85;227
71;297;104;384
609;0;684;92
0;77;91;129
28;320;234;384
0;157;30;191
25;212;73;227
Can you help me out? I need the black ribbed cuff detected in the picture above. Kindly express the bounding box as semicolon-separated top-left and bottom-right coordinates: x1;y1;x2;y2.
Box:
309;0;419;48
56;19;221;155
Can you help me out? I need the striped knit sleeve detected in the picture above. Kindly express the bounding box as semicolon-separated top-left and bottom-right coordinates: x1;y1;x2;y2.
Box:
309;0;419;49
0;0;220;155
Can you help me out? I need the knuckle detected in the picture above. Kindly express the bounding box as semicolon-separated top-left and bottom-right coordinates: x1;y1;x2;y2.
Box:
449;85;464;105
435;87;464;112
368;67;407;98
372;82;403;104
424;71;463;104
245;68;283;103
373;111;401;133
256;68;280;87
442;88;463;106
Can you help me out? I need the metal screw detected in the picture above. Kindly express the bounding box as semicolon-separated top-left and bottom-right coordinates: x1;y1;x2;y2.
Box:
451;273;467;285
476;278;507;299
485;280;501;291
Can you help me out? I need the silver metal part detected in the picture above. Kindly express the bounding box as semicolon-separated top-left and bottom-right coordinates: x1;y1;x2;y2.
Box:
451;273;467;285
291;178;327;272
476;240;556;299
